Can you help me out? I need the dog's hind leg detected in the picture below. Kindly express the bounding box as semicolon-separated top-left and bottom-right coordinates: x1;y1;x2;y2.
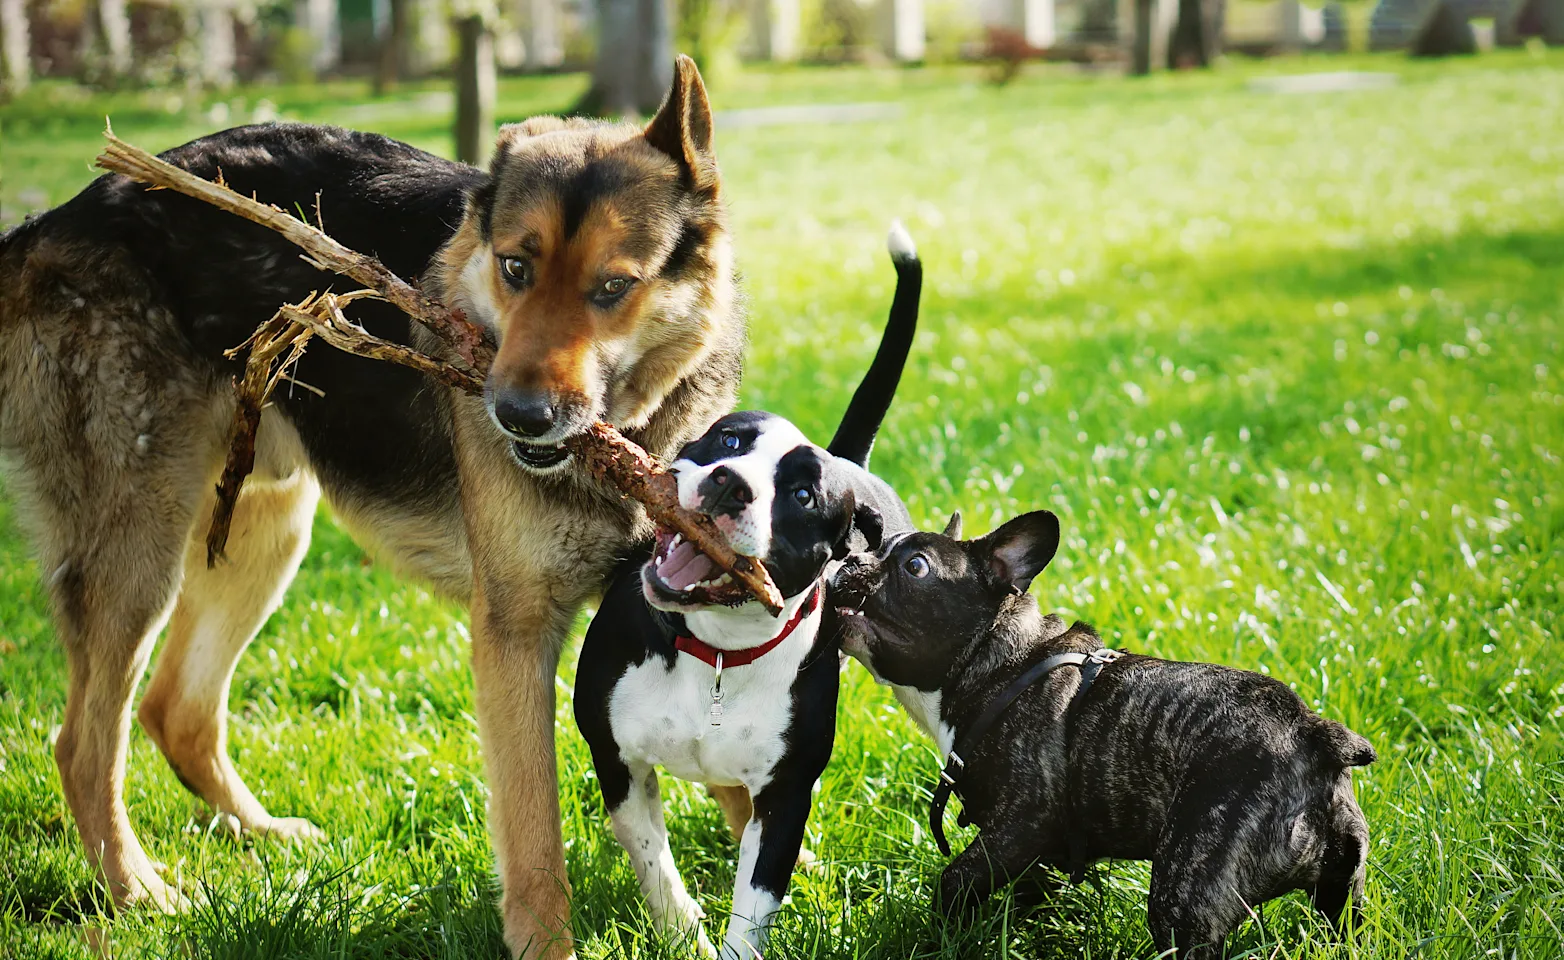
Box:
612;764;715;957
138;450;322;842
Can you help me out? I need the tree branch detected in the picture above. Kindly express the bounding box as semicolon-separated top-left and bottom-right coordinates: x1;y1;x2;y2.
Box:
98;130;784;614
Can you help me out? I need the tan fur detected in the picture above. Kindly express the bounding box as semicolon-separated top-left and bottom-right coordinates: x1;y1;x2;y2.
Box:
1;56;741;960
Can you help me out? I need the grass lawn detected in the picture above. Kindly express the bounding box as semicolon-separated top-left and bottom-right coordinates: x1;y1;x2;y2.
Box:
3;49;1563;959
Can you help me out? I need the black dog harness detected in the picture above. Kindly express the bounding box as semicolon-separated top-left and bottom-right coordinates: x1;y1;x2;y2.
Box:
929;647;1123;857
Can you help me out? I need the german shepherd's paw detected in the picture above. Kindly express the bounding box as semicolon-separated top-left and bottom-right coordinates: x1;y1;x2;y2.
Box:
253;816;326;844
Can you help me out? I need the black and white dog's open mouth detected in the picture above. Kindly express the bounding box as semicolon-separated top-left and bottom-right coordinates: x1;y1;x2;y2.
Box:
642;525;750;608
511;441;570;470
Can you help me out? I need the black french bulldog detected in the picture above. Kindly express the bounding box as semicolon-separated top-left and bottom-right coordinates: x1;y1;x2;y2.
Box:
831;510;1375;960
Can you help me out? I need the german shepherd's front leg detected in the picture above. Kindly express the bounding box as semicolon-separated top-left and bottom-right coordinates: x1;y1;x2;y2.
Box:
471;572;581;960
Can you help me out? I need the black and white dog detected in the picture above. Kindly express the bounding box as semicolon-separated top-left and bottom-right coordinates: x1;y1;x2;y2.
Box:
573;225;919;958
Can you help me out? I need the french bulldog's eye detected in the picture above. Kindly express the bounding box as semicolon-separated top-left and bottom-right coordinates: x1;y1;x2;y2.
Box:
905;554;930;578
793;487;815;509
720;431;740;450
498;256;532;288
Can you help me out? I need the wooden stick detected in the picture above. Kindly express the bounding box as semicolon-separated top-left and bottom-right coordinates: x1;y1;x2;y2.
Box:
98;131;784;613
96;128;494;373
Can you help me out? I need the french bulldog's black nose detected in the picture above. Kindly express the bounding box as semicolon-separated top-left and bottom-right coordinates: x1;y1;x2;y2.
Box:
493;389;556;438
698;466;753;516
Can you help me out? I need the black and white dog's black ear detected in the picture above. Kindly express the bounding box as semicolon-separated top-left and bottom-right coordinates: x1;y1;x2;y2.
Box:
976;510;1060;595
852;501;885;554
942;511;963;539
832;490;871;560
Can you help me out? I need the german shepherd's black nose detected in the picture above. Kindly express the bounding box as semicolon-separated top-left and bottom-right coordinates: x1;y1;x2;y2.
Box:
698;466;754;517
494;389;556;439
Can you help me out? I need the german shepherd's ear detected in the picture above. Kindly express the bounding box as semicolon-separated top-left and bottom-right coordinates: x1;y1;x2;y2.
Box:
645;55;715;183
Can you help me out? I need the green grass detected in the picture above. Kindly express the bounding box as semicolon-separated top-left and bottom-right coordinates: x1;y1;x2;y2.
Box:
3;49;1564;959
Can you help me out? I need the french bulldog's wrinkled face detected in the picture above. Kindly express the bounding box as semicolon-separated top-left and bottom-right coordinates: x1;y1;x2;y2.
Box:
642;411;862;613
831;510;1062;691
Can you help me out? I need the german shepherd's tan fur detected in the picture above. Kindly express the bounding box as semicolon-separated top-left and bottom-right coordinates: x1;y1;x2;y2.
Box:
0;57;741;958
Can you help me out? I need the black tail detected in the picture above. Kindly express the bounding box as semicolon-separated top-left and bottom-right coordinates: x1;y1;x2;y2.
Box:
827;220;921;467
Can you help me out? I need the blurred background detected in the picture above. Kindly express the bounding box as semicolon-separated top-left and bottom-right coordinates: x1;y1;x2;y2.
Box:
0;0;1560;166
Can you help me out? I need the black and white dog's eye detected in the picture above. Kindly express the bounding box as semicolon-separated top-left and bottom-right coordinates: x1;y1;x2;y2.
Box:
499;256;531;287
793;487;815;508
720;431;740;450
905;554;930;578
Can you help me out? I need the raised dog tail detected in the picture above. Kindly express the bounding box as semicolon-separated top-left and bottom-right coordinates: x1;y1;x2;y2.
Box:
826;219;921;468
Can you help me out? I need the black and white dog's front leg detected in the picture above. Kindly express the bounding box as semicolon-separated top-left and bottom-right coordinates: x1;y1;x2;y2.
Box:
719;774;817;959
608;760;717;958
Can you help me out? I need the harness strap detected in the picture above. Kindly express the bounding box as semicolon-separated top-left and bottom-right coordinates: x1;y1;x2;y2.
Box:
929;647;1122;856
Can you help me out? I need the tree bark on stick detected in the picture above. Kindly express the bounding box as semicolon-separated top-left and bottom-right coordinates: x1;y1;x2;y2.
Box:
93;130;785;614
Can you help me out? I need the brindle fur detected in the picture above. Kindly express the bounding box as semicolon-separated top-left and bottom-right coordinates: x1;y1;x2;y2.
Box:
0;56;739;960
833;515;1375;959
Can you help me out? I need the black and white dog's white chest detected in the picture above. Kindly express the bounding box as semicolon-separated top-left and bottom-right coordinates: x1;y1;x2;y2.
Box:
606;603;824;790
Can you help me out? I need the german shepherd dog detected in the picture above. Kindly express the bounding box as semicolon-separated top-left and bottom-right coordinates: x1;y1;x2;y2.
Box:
0;58;738;957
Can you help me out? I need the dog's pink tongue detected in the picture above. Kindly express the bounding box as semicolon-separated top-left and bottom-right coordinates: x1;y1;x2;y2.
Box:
660;540;719;590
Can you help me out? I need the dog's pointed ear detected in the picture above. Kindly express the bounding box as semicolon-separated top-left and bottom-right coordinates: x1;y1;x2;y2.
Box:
976;511;1060;595
942;511;963;540
831;489;865;561
644;55;715;182
853;502;885;554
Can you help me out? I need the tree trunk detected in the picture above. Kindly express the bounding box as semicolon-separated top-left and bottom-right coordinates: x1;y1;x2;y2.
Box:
1167;0;1209;66
584;0;673;115
199;3;237;88
1131;0;1153;73
0;0;28;93
374;0;411;95
523;0;564;68
98;0;132;78
455;14;496;165
296;0;342;75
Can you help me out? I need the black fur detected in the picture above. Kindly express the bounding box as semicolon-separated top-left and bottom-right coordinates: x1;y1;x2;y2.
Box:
832;515;1376;960
12;122;483;509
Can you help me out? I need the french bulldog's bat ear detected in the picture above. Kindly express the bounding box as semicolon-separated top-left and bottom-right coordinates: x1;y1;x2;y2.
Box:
978;510;1061;595
853;502;885;553
942;511;963;539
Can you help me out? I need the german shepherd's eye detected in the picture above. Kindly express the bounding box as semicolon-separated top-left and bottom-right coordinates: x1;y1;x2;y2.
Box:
905;554;930;578
499;256;532;289
720;430;740;450
593;276;634;306
793;487;815;509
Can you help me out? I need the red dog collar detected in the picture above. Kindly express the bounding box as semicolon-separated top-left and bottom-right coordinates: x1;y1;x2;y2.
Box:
674;585;821;669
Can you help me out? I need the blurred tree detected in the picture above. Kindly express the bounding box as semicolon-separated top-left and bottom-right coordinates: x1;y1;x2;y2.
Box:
454;11;495;164
375;0;411;93
1130;0;1152;72
0;0;27;93
198;1;238;88
581;0;672;114
79;0;134;82
1167;0;1213;65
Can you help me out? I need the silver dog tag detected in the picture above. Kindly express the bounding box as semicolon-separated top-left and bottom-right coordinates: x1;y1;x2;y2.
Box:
709;653;725;727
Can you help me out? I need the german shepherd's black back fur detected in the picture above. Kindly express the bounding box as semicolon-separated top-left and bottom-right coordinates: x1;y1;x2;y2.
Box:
0;56;748;957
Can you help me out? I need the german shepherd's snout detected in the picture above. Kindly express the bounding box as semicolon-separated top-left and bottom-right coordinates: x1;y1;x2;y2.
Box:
0;54;743;960
439;63;733;461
